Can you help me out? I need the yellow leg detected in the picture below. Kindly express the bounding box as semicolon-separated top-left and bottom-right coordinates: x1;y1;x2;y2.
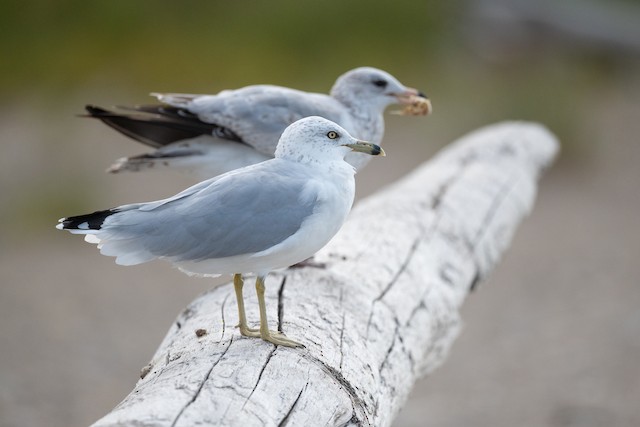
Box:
255;275;303;347
233;274;259;337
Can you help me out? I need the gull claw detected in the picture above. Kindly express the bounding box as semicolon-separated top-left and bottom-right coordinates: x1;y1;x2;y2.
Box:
239;324;299;346
260;329;304;348
238;324;261;337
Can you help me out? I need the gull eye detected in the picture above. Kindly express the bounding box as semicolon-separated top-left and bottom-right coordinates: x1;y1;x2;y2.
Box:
372;79;388;88
327;131;339;139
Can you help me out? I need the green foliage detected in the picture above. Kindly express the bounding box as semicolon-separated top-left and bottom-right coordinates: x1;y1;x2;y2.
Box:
0;0;456;94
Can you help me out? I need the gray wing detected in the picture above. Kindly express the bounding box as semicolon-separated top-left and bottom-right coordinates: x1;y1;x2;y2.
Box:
182;85;350;156
104;161;317;261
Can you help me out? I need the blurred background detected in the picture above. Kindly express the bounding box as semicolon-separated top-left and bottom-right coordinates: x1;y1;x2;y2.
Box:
1;0;639;426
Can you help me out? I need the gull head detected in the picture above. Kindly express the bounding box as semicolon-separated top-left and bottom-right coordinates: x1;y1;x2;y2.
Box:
331;67;430;113
275;116;385;164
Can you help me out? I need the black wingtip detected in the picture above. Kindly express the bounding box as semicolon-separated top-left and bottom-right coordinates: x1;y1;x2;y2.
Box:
85;104;107;114
79;104;111;118
77;103;239;148
58;208;118;230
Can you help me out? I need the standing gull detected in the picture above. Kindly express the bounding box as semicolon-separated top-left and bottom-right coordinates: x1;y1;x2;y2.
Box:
57;116;385;347
86;67;428;178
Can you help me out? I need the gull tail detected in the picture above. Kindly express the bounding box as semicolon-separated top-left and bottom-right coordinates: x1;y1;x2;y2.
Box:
84;105;236;148
56;208;157;266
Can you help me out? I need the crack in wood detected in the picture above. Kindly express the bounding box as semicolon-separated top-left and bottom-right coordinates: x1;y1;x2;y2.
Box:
468;270;482;292
406;300;428;326
394;325;416;375
432;154;520;293
365;236;422;339
219;291;230;342
362;159;474;341
471;173;519;251
151;307;200;376
378;320;401;373
318;311;334;331
349;413;364;426
338;286;347;372
299;352;370;425
339;310;346;372
438;262;456;287
436;228;482;293
277;381;307;427
417;297;460;374
463;171;523;290
430;179;449;211
338;286;346;371
277;276;287;333
431;154;474;210
170;337;234;427
378;299;426;377
242;347;277;410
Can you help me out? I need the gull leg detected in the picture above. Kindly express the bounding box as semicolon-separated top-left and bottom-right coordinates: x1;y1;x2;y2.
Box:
255;275;303;347
233;273;259;337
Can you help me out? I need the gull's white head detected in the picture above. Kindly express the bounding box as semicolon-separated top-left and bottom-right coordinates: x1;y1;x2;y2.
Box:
275;116;385;164
330;67;426;112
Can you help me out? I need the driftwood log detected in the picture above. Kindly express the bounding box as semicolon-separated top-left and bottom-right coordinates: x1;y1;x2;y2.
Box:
92;121;558;427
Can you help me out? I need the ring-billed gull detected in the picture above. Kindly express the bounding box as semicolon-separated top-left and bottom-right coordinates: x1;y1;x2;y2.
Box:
85;67;427;178
57;116;385;347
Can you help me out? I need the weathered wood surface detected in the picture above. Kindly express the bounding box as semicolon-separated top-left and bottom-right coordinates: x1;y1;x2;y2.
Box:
92;121;558;427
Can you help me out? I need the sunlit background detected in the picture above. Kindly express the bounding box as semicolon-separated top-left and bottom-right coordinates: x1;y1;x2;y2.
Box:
1;1;639;426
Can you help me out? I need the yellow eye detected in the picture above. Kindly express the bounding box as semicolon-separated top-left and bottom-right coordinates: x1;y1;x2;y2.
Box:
327;131;339;139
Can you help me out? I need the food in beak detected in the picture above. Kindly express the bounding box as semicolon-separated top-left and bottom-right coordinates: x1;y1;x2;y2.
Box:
392;95;432;116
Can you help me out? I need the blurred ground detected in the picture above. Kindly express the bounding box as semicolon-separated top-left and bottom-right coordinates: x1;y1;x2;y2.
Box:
395;96;640;426
1;1;639;426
